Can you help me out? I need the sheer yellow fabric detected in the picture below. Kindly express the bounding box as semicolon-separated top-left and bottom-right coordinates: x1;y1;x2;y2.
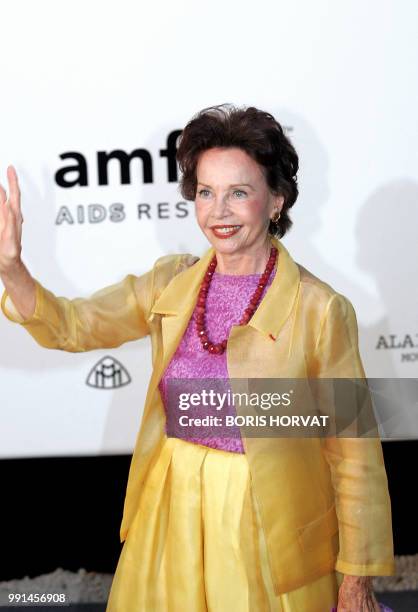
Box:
312;292;395;575
106;435;343;612
0;237;395;596
1;272;152;350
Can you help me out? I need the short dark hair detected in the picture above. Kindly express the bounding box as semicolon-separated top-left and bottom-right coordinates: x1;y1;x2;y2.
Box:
176;103;299;238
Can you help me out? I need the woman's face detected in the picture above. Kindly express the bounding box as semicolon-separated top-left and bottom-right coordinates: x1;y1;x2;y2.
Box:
194;147;284;258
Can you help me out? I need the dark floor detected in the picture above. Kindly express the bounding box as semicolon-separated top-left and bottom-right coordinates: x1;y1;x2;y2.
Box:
0;606;101;612
0;606;104;612
378;590;418;610
1;591;418;611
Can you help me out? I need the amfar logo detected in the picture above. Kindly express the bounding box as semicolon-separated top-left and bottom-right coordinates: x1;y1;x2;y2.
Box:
376;333;418;363
86;356;131;389
54;130;189;226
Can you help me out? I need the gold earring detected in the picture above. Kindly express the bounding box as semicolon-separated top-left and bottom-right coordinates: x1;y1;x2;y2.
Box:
271;209;281;223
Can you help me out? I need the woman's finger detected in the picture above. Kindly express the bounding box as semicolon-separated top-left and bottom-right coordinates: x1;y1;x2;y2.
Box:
0;182;11;232
7;165;21;215
0;182;7;206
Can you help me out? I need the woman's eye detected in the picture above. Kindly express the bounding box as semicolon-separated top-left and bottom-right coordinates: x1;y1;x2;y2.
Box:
198;189;211;197
233;190;247;198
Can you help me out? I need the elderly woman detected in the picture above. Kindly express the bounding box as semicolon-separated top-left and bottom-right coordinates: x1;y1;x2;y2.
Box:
0;104;394;612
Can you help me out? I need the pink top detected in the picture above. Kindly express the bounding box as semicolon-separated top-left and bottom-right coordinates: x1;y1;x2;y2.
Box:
158;264;276;454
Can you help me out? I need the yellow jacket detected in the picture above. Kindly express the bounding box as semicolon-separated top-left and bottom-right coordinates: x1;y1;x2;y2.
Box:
1;235;395;594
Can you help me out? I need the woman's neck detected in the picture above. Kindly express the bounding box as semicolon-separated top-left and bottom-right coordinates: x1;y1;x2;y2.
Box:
214;239;273;275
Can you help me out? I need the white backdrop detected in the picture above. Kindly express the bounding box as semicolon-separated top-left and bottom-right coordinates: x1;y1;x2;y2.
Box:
0;0;417;457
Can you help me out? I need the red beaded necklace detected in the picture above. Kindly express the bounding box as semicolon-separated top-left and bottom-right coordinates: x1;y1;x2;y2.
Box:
195;246;278;354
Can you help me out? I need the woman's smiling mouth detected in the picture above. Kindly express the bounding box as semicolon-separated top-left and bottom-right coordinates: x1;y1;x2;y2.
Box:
210;225;242;238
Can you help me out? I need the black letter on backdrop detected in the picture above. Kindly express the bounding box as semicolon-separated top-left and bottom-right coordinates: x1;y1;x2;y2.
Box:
55;153;88;187
97;149;153;185
160;130;182;183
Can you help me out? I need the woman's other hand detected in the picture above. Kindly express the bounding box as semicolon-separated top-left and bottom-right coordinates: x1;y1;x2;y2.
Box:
337;575;381;611
0;165;24;274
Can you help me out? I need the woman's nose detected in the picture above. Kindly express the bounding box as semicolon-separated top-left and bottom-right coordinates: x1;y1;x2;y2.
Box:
212;193;230;216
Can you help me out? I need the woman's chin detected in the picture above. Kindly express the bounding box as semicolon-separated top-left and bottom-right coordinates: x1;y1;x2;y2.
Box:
208;240;243;254
204;231;245;252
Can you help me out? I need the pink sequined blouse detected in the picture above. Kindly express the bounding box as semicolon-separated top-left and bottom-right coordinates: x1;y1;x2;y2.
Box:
158;266;276;454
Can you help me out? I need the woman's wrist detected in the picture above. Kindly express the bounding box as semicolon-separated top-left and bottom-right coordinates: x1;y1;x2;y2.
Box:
0;259;37;321
0;256;25;280
343;575;373;585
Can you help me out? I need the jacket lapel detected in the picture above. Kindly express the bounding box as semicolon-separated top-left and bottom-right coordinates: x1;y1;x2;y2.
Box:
250;236;300;341
150;235;300;378
150;246;215;378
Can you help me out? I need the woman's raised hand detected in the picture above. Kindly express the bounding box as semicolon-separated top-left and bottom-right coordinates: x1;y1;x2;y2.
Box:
0;165;24;274
0;165;36;319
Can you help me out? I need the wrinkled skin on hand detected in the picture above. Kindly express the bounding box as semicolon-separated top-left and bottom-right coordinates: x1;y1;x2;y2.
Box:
337;576;381;611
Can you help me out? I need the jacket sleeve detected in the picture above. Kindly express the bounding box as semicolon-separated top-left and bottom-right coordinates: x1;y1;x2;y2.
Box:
312;293;396;576
0;270;153;352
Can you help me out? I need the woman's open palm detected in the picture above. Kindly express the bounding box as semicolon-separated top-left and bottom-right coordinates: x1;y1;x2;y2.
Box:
0;166;23;273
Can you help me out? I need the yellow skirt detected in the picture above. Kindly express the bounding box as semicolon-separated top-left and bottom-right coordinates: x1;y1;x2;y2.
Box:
106;436;343;612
